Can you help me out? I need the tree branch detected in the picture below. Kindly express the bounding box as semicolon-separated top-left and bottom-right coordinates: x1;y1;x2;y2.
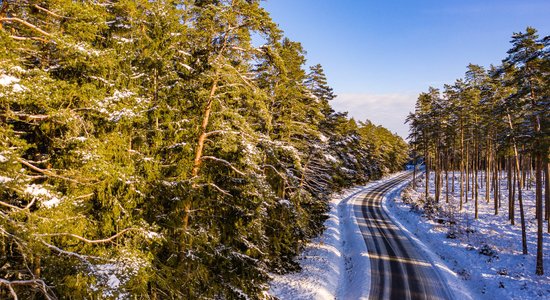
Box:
33;4;65;19
196;182;232;196
17;158;80;184
0;279;55;300
0;17;52;37
200;156;246;176
36;228;139;244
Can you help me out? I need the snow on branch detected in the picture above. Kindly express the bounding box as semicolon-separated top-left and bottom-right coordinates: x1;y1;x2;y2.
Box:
35;228;140;244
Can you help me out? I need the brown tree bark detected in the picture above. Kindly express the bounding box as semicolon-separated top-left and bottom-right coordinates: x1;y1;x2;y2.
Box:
535;153;544;274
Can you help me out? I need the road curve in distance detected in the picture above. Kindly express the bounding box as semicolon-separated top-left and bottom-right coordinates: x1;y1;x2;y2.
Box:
354;172;454;300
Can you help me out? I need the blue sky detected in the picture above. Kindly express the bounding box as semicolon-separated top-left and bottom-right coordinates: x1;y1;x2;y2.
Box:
261;0;550;138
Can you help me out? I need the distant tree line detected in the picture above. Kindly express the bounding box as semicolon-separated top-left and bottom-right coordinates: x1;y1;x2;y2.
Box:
0;0;408;298
407;27;549;275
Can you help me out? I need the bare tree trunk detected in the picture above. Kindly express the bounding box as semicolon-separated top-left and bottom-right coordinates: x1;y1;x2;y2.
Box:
466;142;470;204
545;160;550;234
425;145;430;201
183;75;220;233
517;154;527;254
191;77;220;178
452;156;455;193
413;150;417;188
505;133;527;254
474;140;479;219
494;157;499;215
460;127;465;210
535;153;543;274
445;153;450;203
434;149;441;203
485;135;493;203
512;161;517;226
508;156;514;223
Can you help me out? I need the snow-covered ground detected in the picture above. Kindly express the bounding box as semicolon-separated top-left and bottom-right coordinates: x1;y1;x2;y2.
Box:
269;173;424;300
386;172;550;299
268;184;367;300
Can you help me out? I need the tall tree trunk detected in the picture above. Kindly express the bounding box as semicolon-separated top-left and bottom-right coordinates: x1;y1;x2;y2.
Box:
466;142;470;204
474;139;479;219
460;126;465;210
494;156;498;215
485;135;493;203
512;162;517;226
191;77;220;178
517;154;527;254
535;153;544;275
452;155;455;193
545;160;549;233
508;156;515;224
425;145;430;201
183;75;220;233
413;150;417;188
445;152;450;203
434;146;441;203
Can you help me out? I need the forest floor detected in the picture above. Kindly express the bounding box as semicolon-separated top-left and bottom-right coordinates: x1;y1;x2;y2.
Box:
386;171;550;300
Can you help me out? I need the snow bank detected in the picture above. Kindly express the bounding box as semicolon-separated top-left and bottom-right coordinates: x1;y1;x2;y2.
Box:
269;184;371;299
382;177;475;300
269;173;404;300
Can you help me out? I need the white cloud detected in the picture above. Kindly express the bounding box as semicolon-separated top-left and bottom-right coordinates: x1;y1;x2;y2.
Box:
330;93;417;139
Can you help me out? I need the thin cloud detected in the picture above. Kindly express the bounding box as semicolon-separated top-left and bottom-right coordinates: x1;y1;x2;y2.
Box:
331;93;418;139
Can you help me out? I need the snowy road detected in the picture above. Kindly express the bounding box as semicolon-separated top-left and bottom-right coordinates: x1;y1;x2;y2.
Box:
355;172;453;300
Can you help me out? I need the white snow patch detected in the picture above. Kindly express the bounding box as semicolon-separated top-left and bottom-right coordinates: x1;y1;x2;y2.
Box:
269;173;403;300
42;197;61;208
10;66;26;73
90;250;148;299
74;43;101;56
143;231;162;240
381;175;475;300
24;184;62;208
323;153;338;163
386;171;550;299
0;176;13;183
73;136;88;142
11;84;26;92
0;74;26;92
0;74;19;86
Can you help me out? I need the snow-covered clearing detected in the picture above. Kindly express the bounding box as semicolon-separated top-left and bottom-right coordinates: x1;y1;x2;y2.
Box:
387;172;550;299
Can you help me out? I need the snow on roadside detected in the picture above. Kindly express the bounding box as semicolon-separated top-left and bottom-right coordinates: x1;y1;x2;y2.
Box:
381;178;476;300
269;173;405;300
386;172;550;299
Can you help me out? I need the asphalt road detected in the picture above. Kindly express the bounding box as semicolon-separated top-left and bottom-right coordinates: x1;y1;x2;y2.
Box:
354;172;454;300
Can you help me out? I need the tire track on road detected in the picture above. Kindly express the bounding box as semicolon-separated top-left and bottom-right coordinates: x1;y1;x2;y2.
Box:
355;173;453;300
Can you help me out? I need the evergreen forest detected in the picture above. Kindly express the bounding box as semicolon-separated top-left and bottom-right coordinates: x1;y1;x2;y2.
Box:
0;1;408;298
407;27;549;276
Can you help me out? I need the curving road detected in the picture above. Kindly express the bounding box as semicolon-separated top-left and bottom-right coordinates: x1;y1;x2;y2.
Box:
354;172;453;300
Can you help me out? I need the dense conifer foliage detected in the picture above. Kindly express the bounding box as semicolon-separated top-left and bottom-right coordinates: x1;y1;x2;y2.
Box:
0;1;407;298
407;27;549;276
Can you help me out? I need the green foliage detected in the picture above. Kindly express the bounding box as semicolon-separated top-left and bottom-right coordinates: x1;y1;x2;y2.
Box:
0;1;409;298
